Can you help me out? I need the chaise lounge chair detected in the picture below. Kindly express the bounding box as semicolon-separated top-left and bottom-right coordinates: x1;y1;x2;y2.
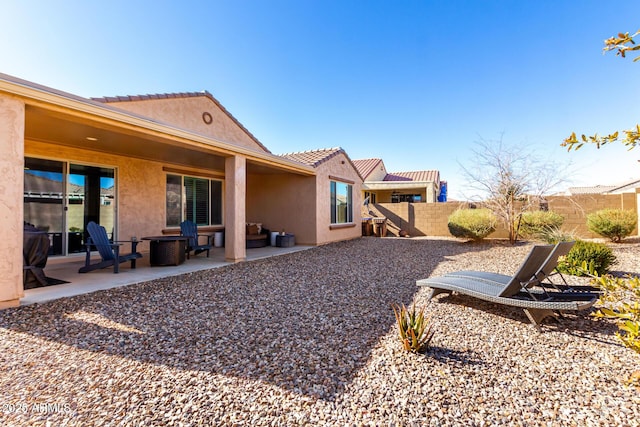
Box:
78;221;142;274
416;243;599;325
444;241;600;294
444;243;556;290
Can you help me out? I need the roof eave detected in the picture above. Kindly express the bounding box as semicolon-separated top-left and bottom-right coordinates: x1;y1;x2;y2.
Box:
0;73;314;176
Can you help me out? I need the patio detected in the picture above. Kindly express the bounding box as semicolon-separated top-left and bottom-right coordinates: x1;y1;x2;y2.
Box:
22;244;312;306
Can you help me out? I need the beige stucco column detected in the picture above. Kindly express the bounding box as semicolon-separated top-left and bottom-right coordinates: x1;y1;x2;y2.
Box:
0;95;25;308
224;155;246;262
426;184;435;203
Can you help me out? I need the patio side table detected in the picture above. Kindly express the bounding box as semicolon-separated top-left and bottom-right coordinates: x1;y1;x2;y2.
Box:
275;233;295;248
142;236;187;266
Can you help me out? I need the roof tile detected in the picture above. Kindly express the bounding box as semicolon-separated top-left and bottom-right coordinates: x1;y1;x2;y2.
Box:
279;148;344;167
384;170;440;182
352;158;383;180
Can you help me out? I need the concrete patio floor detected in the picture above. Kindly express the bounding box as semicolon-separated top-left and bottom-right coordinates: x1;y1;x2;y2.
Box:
22;245;313;306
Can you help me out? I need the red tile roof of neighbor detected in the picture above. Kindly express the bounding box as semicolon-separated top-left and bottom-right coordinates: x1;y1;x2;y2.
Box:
352;158;383;179
279;148;365;180
91;91;271;153
279;147;347;167
384;170;440;182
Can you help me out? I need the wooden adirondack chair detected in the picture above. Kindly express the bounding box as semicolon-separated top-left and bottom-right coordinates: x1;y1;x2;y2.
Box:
180;220;213;259
78;221;142;273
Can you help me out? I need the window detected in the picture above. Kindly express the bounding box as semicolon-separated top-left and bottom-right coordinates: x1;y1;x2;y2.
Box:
364;191;376;204
391;193;421;203
330;181;353;224
166;174;223;227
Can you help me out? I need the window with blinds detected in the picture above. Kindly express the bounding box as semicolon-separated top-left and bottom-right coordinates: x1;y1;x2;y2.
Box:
166;174;223;227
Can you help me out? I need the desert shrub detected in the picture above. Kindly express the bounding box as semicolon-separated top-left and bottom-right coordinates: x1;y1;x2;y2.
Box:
447;208;496;241
537;226;576;244
594;274;640;355
392;304;434;353
557;240;617;276
592;274;640;386
587;209;638;242
519;210;564;239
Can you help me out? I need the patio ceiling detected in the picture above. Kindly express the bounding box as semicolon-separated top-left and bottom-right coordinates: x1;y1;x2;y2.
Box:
25;105;229;170
363;181;433;191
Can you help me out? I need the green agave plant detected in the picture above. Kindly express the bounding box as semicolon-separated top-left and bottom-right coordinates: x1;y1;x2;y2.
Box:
392;303;435;353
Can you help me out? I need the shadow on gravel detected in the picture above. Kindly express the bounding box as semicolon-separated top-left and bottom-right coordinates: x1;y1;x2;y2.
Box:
431;293;536;325
0;238;495;402
433;292;620;346
543;314;622;345
426;346;485;367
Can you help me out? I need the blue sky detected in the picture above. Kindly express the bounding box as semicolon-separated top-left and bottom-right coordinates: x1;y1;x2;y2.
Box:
2;1;639;199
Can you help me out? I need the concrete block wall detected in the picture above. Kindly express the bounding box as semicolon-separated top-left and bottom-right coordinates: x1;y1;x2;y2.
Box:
547;193;638;238
368;192;639;240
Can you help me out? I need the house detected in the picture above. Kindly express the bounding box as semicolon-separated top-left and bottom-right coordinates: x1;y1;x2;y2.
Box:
561;178;640;196
352;158;444;203
0;73;362;308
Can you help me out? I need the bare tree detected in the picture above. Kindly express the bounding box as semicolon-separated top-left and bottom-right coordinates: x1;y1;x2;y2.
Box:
460;136;568;244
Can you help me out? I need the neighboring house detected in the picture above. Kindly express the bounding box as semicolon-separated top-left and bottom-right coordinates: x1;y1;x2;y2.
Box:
0;73;362;308
353;158;443;203
561;178;640;196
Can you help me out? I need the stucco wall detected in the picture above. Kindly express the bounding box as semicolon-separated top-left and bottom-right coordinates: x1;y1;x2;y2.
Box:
104;96;266;153
315;153;363;244
0;95;25;307
366;161;387;181
247;173;317;245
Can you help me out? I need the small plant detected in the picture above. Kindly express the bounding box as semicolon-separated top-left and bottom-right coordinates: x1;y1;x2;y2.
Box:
537;226;576;244
447;208;496;241
587;209;638;242
557;240;617;276
592;274;640;387
392;303;434;353
520;210;564;240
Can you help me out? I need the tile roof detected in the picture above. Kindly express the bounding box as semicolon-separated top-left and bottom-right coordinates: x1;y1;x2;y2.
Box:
609;178;640;193
91;91;271;153
567;178;640;194
279;148;345;167
279;148;364;180
352;158;383;180
566;185;617;195
384;170;440;182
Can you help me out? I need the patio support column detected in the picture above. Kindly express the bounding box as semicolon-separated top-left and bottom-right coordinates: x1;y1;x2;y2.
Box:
426;184;435;203
0;94;25;308
224;155;246;262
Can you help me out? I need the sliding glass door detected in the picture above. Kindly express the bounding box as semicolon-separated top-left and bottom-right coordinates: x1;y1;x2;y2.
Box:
68;164;115;252
24;157;116;256
24;158;65;255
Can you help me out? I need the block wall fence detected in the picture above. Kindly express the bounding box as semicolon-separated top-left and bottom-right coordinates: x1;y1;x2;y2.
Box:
369;190;639;240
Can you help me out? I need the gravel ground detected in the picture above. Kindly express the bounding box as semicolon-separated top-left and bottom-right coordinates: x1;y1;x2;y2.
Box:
0;237;639;426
